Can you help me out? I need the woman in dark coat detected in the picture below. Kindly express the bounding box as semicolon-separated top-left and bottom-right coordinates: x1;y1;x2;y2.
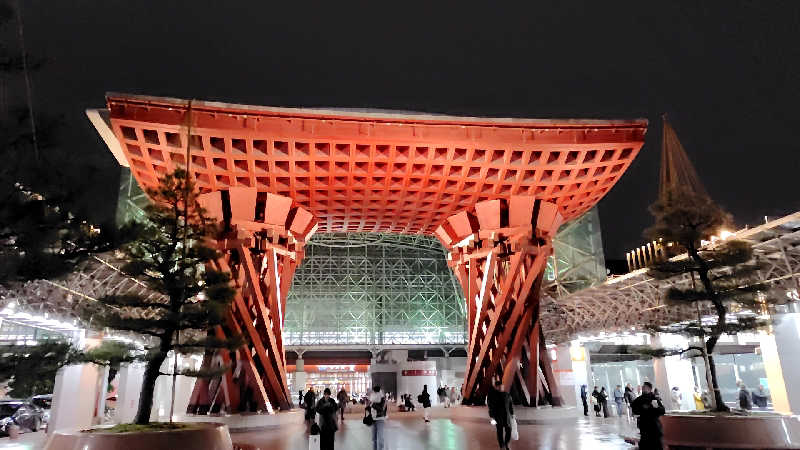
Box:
591;386;602;417
304;387;317;421
315;388;339;450
599;387;610;418
488;380;514;450
418;385;432;422
624;384;636;415
580;385;589;416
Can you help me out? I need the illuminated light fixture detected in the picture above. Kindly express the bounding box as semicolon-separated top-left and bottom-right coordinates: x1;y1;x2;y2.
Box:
719;230;733;240
569;346;585;361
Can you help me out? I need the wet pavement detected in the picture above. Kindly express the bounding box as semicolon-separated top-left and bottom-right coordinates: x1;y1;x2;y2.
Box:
0;430;45;450
232;409;638;450
0;409;639;449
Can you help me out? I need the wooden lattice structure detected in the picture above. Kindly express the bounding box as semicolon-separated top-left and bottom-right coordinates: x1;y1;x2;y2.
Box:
435;198;566;404
87;93;647;412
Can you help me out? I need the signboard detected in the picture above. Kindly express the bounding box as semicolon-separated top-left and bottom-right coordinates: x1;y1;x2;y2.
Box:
287;364;369;373
401;370;436;377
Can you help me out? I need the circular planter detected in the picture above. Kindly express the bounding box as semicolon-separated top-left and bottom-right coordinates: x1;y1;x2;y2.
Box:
661;413;800;449
42;422;233;450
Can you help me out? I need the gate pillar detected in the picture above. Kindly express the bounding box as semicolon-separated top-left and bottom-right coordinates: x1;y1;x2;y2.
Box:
435;196;564;406
187;188;317;413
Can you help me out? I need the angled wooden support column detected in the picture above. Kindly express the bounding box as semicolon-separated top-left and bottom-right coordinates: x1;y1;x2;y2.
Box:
436;196;564;405
525;329;541;405
188;189;317;414
435;196;563;403
538;325;563;406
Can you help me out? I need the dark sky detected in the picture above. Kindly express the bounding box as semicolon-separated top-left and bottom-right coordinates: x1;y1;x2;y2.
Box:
15;0;800;258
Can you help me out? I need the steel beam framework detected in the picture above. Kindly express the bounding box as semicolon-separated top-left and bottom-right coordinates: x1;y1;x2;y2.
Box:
284;233;466;346
544;211;800;342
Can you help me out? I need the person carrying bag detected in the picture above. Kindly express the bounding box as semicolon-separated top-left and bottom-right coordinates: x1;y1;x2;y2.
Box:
362;406;374;426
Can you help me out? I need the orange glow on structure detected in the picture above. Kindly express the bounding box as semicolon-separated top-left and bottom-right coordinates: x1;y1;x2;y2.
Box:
100;93;646;411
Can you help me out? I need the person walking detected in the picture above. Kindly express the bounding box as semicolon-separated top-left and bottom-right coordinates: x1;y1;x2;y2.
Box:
437;386;447;407
739;383;753;410
418;385;432;422
315;388;339;450
693;386;705;411
614;385;625;417
449;387;458;407
337;387;349;422
624;384;636;416
591;386;601;417
299;390;304;408
304;387;317;422
369;385;388;450
752;385;770;409
403;394;416;411
631;381;666;450
599;387;610;418
670;387;683;410
580;385;589;416
487;380;514;450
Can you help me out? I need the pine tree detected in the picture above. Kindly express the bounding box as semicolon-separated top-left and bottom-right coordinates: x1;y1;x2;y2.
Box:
82;169;240;424
645;185;778;411
0;341;72;398
0;340;135;399
0;1;113;285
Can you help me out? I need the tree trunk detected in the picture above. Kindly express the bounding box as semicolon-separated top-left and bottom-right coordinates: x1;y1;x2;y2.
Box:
688;246;730;412
134;351;169;425
706;353;729;412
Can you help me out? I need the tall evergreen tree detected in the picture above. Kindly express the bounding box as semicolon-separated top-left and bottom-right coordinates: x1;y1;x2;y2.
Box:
0;341;72;398
0;340;135;399
83;169;240;424
645;185;778;411
0;0;113;285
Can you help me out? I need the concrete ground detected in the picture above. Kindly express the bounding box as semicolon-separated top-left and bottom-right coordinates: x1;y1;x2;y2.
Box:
0;430;45;450
232;409;637;450
1;409;639;449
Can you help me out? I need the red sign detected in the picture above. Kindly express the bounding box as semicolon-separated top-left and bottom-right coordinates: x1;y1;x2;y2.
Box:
401;370;436;376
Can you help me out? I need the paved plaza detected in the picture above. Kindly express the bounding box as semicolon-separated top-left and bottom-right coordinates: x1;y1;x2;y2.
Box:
0;411;638;450
232;412;636;450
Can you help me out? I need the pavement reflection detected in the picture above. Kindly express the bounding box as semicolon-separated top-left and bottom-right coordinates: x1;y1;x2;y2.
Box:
232;411;636;450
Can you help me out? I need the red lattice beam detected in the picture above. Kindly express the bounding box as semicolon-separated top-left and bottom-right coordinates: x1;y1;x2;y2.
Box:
436;196;564;405
104;93;646;235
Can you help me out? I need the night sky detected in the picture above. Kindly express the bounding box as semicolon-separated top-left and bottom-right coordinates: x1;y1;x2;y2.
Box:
13;0;800;259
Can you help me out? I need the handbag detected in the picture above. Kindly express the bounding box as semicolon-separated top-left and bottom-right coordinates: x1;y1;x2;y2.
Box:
510;416;519;441
362;407;374;426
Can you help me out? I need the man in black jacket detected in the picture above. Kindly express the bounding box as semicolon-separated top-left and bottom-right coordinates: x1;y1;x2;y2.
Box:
631;382;666;450
580;385;588;416
304;387;317;422
487;380;514;450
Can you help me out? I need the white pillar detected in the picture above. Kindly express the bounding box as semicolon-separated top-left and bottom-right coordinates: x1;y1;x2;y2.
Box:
150;354;197;422
397;361;437;405
49;364;105;433
554;344;578;409
760;313;800;414
115;363;145;424
652;334;695;411
295;358;308;395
